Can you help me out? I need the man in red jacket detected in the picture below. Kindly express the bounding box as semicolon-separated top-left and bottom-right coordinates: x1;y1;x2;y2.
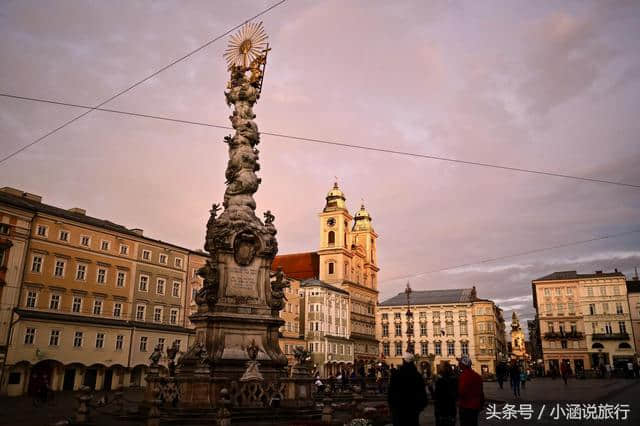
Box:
457;355;484;426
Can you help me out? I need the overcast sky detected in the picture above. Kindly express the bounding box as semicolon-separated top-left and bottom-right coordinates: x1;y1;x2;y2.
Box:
1;0;639;332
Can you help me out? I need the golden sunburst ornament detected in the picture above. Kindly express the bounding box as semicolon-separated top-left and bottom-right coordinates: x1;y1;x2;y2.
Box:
224;21;269;69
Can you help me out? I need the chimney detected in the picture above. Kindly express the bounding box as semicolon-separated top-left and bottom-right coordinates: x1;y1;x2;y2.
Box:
0;187;42;203
68;207;86;215
614;268;619;273
595;270;603;275
130;228;144;236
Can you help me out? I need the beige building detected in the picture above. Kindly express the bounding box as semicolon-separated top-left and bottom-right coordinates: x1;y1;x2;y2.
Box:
300;279;353;376
278;278;305;367
627;272;640;363
0;188;195;396
377;288;505;376
509;312;527;360
533;270;635;374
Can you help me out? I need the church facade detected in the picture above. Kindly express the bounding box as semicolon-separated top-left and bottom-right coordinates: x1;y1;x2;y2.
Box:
273;182;380;372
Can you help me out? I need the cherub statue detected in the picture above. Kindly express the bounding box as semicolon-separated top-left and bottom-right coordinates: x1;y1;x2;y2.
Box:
269;266;290;311
263;210;275;225
149;344;163;367
249;55;266;86
293;346;311;365
246;339;260;361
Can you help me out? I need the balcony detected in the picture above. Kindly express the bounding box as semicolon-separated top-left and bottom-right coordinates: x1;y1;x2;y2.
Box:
591;332;630;341
543;331;584;340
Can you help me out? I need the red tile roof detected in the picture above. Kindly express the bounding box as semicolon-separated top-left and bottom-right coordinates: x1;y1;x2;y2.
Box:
272;252;319;280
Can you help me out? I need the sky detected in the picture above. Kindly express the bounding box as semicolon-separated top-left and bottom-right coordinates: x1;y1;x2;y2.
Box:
1;0;639;333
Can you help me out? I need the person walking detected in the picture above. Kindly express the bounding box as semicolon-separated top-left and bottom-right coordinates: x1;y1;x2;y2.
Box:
388;352;428;426
509;362;521;398
560;361;570;385
457;356;484;426
496;362;505;389
433;362;457;426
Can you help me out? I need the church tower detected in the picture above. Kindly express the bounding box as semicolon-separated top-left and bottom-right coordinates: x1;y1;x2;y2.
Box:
351;203;379;291
318;182;353;284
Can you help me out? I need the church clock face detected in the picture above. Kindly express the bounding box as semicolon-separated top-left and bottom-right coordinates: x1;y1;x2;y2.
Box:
327;217;336;227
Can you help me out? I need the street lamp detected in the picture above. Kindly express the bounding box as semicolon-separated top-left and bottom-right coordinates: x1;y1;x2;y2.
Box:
405;282;414;354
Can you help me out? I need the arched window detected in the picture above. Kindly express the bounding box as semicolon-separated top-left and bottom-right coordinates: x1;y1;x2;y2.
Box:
328;262;334;275
328;231;335;245
591;342;604;349
619;342;632;349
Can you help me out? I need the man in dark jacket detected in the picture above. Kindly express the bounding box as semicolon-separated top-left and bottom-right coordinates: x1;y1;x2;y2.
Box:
388;352;428;426
433;362;457;426
458;356;484;426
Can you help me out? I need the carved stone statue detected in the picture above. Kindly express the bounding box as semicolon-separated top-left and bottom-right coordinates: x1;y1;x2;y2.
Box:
149;344;163;367
269;266;290;312
293;346;311;365
246;339;260;361
166;340;180;377
263;210;274;225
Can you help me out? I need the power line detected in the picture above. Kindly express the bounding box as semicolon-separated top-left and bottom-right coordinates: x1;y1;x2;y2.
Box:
2;92;640;190
0;0;287;165
381;228;640;284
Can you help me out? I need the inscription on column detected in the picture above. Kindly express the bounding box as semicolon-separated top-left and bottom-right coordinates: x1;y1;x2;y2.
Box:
227;265;259;297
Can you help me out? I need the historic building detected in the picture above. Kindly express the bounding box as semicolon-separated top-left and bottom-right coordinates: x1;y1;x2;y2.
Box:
627;270;640;364
272;182;379;371
509;312;527;360
532;270;635;374
0;188;195;396
377;288;506;376
279;278;304;366
299;279;352;376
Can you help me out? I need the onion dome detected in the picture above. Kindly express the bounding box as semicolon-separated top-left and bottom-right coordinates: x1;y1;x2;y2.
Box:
352;203;373;231
324;182;347;212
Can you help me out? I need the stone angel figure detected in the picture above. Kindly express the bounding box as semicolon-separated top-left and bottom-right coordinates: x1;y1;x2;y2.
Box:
149;344;163;367
269;266;290;312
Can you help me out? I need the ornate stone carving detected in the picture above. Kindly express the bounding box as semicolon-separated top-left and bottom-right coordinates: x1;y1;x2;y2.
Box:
269;266;290;312
233;230;259;266
166;340;180;377
149;344;163;367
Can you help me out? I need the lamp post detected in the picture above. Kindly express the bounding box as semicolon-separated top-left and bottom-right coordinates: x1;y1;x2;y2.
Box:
405;282;414;354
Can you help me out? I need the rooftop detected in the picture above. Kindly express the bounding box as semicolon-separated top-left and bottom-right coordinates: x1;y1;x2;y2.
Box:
272;252;319;280
301;278;350;295
533;270;625;282
379;287;477;307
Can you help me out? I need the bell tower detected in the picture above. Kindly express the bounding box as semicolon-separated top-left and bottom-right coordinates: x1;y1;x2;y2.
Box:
318;182;353;284
351;203;379;290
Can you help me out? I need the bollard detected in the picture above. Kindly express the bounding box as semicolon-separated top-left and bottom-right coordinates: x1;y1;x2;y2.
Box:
321;396;334;424
217;388;232;426
75;386;93;424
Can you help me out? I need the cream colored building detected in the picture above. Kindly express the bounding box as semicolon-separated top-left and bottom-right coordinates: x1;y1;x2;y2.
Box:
627;272;640;363
377;288;505;376
533;270;635;374
0;188;194;396
278;278;304;366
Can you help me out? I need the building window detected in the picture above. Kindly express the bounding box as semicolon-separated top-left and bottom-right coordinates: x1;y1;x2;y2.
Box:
97;268;107;284
142;250;151;260
101;240;110;251
557;303;564;314
447;341;455;356
461;341;469;356
72;296;82;313
587;287;594;296
420;323;427;336
170;309;178;325
154;307;163;323
95;333;105;349
421;342;428;356
561;340;568;349
619;321;627;333
604;322;613;334
93;300;103;315
445;323;454;336
49;330;60;346
602;303;609;314
599;287;606;296
113;303;122;318
568;302;575;314
49;294;60;310
139;275;149;291
36;225;47;237
433;322;442;336
73;331;83;348
136;305;146;321
116;271;126;287
613;286;621;296
172;281;181;298
589;304;596;315
328;262;334;275
155;278;166;295
158;338;165;351
570;322;577;333
24;328;36;345
26;291;37;308
175;257;183;268
119;244;129;255
54;259;66;277
159;254;167;264
434;341;442;356
115;335;124;351
545;304;552;315
382;324;389;337
328;231;335;245
76;264;87;281
59;230;69;242
80;235;90;246
139;336;148;352
460;322;468;335
544;288;551;297
394;342;402;356
616;303;623;314
31;255;43;273
566;287;573;296
394;323;401;337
